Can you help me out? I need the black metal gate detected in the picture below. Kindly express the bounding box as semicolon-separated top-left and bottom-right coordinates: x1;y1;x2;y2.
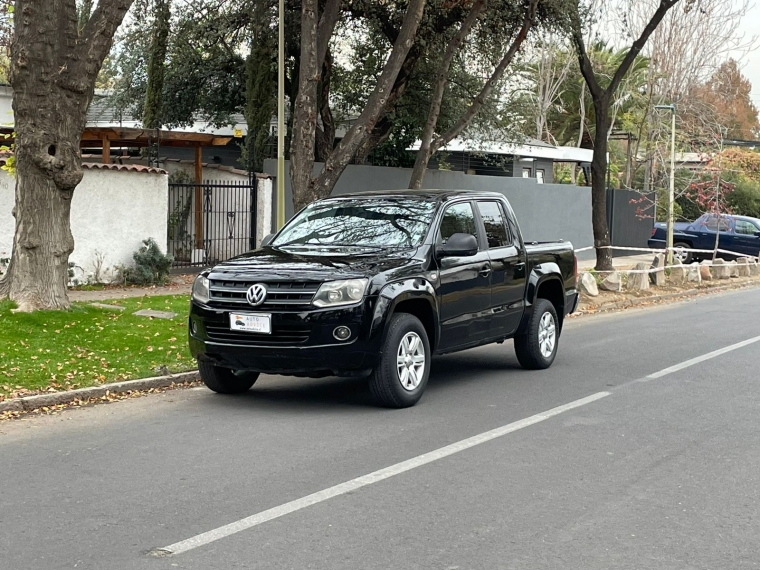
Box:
168;180;257;267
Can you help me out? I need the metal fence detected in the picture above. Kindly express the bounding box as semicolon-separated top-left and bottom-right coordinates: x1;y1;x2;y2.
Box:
168;180;257;267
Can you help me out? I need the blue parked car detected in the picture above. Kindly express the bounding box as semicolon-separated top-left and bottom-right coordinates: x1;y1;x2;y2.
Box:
648;213;760;264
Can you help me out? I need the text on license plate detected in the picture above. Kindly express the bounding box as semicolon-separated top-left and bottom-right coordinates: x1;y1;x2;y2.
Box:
229;313;272;334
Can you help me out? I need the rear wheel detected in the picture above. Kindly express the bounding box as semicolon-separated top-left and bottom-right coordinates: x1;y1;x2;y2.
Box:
369;313;430;408
198;360;259;394
514;299;559;370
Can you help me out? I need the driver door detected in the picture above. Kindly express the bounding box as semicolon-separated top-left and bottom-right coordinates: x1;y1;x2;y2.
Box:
436;201;492;352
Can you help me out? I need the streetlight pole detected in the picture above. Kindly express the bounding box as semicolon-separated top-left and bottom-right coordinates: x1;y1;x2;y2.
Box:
276;0;286;230
655;104;676;265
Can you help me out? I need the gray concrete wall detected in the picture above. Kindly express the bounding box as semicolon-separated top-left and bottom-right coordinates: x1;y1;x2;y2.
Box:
263;160;593;253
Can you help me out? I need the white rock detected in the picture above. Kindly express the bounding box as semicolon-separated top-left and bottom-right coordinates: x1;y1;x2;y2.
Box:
627;263;650;291
578;272;599;297
599;271;622;292
688;262;702;283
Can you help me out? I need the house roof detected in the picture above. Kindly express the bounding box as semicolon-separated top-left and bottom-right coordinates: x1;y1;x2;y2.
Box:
82;162;167;175
408;137;594;163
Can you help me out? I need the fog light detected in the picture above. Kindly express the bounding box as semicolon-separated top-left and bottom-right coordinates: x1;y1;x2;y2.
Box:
333;326;352;341
190;319;198;335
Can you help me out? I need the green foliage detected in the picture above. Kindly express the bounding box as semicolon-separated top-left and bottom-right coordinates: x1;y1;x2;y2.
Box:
121;238;174;285
143;0;172;129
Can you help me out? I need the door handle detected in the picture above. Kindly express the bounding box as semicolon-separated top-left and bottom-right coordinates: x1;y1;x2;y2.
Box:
479;266;492;277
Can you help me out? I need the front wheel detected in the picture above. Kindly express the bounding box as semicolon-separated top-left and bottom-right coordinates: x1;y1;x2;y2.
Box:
198;360;259;394
514;299;559;370
369;313;431;408
673;243;693;265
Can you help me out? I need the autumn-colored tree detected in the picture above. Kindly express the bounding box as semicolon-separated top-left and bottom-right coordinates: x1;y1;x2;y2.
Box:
687;59;759;140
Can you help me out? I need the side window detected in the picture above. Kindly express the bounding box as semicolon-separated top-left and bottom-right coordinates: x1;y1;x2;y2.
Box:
477;201;510;248
704;216;731;232
439;202;479;245
735;220;759;235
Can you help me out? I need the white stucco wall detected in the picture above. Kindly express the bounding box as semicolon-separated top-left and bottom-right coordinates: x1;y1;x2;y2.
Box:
0;168;168;283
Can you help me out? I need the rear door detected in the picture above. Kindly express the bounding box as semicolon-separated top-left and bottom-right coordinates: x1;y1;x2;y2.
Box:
476;200;526;336
436;201;492;351
732;219;760;257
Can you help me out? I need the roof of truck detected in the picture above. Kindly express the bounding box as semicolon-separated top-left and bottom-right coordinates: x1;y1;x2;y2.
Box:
331;189;506;201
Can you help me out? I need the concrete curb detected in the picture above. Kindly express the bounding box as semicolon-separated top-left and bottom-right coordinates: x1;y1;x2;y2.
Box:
574;281;758;316
0;371;200;414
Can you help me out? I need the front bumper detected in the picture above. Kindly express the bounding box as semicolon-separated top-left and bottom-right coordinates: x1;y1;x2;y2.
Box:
188;299;381;377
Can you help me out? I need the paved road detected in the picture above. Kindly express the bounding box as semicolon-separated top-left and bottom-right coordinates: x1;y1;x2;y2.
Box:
2;287;760;569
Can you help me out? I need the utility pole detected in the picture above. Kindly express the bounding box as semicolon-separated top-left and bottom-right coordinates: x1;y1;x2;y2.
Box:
655;104;676;265
276;0;286;230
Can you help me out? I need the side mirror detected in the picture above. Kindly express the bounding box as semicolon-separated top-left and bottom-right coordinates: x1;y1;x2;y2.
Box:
439;233;478;258
754;231;760;238
261;234;275;247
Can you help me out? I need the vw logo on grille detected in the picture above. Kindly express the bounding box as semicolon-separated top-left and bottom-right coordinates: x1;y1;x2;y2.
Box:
246;284;268;306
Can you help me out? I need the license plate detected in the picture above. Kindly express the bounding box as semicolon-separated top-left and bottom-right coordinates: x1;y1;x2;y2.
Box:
229;312;272;334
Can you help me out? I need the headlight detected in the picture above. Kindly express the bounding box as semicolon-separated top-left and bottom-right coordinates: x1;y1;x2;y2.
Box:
313;279;369;308
192;275;210;304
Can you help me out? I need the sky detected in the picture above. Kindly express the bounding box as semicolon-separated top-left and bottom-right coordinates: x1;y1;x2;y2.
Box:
736;3;760;110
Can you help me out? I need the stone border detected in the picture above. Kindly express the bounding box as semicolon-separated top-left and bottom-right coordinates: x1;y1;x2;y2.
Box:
572;281;759;316
0;371;200;414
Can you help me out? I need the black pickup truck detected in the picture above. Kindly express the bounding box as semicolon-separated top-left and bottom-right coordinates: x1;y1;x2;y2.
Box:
189;190;578;408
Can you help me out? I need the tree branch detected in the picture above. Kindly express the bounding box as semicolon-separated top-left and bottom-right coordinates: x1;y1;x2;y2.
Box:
69;0;135;90
317;0;341;70
311;0;426;197
608;0;679;95
432;0;539;154
409;0;487;188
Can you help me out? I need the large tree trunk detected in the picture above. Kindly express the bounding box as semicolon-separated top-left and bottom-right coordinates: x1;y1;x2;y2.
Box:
0;0;134;311
590;98;613;272
290;0;426;210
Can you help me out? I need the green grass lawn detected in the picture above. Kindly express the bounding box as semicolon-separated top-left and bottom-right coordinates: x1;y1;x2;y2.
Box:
0;295;196;399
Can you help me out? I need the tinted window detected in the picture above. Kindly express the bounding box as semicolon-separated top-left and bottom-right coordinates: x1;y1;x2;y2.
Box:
735;220;759;235
477;201;510;248
439;202;479;245
272;198;437;249
704;216;731;232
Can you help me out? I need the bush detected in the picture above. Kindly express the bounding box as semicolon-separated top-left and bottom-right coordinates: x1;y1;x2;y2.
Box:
122;238;174;285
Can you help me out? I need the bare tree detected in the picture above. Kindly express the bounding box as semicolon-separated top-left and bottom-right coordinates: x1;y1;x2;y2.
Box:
0;0;135;311
570;0;682;272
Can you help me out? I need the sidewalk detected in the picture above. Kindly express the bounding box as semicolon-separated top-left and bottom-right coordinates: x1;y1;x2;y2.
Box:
578;253;653;272
68;275;193;303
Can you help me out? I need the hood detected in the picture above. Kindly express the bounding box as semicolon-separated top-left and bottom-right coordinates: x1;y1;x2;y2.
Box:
208;246;421;281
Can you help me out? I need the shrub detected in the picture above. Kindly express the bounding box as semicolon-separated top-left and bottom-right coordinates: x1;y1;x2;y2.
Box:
122;238;174;285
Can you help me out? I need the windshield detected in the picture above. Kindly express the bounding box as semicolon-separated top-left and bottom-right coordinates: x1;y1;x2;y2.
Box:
272;198;437;249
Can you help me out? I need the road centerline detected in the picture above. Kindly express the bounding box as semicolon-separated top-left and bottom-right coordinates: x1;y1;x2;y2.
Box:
152;391;611;557
644;334;760;380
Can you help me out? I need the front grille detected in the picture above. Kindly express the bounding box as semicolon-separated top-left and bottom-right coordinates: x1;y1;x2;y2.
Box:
208;280;320;309
205;324;311;345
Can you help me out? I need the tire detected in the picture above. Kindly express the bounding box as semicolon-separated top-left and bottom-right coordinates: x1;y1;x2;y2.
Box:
198;360;259;394
673;242;693;265
514;299;559;370
369;313;431;408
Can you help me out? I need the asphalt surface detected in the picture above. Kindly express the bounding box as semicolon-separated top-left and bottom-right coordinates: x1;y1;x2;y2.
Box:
2;287;760;569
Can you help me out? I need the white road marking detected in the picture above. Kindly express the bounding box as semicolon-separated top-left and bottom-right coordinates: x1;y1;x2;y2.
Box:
645;334;760;380
154;391;610;556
